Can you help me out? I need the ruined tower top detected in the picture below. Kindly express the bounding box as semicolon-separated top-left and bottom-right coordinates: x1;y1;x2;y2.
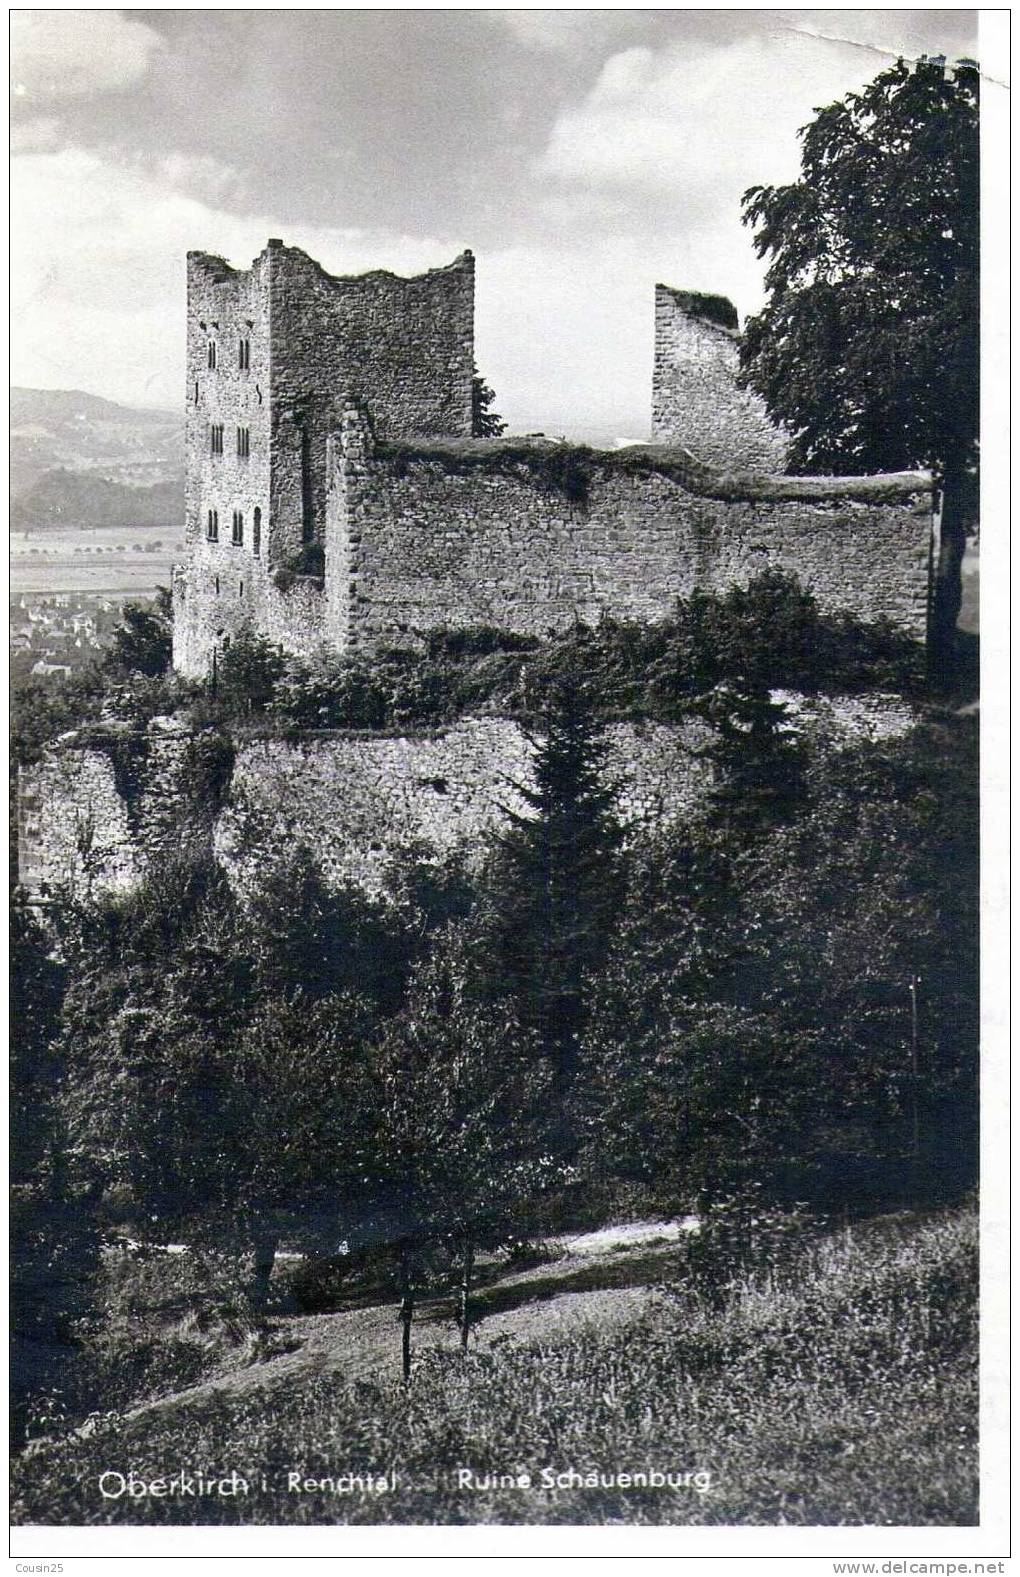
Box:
651;282;789;471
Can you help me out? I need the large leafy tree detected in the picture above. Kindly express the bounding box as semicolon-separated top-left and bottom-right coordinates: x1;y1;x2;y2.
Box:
739;56;979;675
584;715;978;1211
372;933;554;1375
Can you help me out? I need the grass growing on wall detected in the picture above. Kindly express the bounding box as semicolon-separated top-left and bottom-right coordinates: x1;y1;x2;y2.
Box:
10;1207;976;1527
379;435;932;505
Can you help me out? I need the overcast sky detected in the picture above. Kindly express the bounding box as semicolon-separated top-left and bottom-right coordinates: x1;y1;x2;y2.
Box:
11;8;981;437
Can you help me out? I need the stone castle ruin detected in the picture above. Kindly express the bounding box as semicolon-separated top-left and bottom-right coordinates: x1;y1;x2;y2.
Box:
21;241;933;899
172;242;933;678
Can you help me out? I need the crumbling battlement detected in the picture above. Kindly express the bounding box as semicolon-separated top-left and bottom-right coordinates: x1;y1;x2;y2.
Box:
652;283;791;471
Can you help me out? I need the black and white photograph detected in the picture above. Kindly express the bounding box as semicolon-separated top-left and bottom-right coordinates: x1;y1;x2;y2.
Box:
9;5;1006;1560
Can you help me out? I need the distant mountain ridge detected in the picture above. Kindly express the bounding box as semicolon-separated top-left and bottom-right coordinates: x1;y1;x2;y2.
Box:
10;386;183;532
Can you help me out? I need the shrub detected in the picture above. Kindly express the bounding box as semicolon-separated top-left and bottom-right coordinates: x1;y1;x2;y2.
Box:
216;633;286;714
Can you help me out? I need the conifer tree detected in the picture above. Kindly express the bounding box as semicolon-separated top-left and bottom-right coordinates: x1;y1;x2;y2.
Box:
693;679;808;836
480;679;624;1094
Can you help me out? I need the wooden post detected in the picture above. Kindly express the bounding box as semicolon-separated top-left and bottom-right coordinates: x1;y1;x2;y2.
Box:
399;1248;414;1382
458;1240;474;1350
249;1227;278;1317
909;974;921;1162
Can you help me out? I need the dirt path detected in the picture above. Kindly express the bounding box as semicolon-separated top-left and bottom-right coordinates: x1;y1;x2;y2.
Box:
117;1222;687;1424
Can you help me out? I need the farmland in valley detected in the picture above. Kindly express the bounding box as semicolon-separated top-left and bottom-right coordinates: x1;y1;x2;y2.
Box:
10;526;180;597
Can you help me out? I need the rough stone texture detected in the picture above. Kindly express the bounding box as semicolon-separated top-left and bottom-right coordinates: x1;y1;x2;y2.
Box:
216;719;714;897
652;284;791;471
268;244;475;561
19;697;919;902
174;247;933;681
334;419;932;650
174;242;474;678
18;749;140;899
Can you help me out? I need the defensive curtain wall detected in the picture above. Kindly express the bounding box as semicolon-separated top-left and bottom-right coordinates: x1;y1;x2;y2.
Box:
651;284;791;471
173;242;933;680
175;409;933;676
18;695;919;902
22;242;935;899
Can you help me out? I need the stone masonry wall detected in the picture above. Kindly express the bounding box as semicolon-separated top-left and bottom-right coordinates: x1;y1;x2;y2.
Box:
172;557;328;679
174;248;932;681
332;420;933;651
268;243;475;561
19;698;919;903
652;285;790;471
216;719;713;897
174;243;475;679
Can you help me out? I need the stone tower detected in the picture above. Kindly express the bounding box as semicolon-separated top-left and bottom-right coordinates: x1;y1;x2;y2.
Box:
173;240;475;678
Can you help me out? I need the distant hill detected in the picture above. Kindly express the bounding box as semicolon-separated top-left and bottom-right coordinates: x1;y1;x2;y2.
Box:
10;386;183;531
11;468;180;531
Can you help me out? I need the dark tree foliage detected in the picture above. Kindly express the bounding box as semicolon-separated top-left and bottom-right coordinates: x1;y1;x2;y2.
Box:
10;668;108;767
241;845;420;1014
372;934;555;1370
10;891;66;1183
584;714;978;1211
215;632;286;713
54;848;387;1313
10;892;99;1447
478;680;624;1099
470;365;507;437
693;680;808;835
739;56;979;673
105;588;173;678
205;572;923;737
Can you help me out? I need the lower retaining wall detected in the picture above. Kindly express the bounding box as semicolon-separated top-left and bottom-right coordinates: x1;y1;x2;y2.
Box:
18;696;920;902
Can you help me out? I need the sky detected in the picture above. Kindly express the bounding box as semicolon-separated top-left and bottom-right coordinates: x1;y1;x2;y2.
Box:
10;8;982;438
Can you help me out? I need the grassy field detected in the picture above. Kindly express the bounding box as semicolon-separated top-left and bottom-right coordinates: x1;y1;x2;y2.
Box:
10;1207;977;1528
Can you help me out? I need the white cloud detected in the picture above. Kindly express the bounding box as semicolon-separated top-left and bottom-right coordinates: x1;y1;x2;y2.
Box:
10;11;162;102
535;30;880;198
12;142;764;432
158;154;245;209
493;11;637;55
10;150;466;407
10;114;63;155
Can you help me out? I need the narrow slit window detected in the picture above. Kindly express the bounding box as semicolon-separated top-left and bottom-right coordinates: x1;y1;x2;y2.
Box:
232;510;244;546
239;580;244;599
214;575;220;595
239;339;250;371
207;341;217;370
252;507;262;556
206;508;219;541
236;426;250;459
210;424;224;456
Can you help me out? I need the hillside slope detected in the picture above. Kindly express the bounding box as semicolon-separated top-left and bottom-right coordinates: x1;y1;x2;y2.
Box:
11;1209;976;1528
10;387;183;527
